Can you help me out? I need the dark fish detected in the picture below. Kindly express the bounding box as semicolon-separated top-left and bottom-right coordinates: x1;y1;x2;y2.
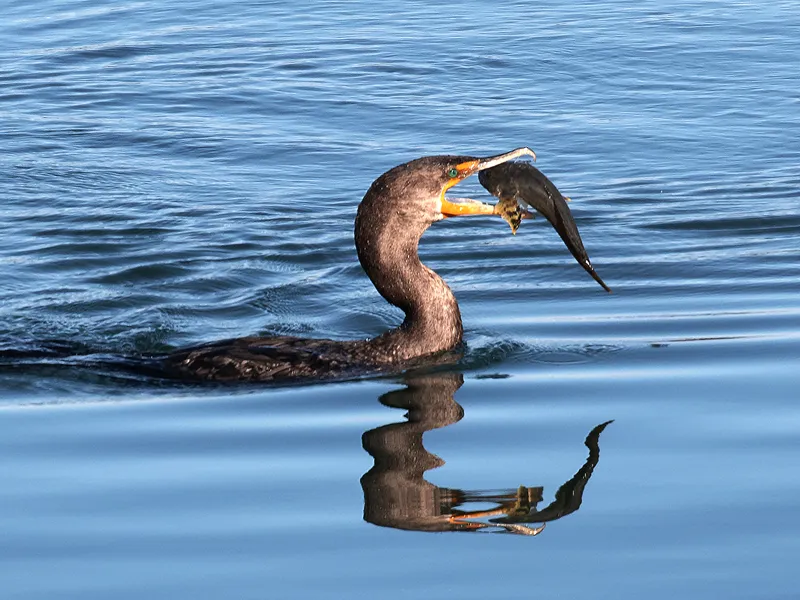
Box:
479;162;611;292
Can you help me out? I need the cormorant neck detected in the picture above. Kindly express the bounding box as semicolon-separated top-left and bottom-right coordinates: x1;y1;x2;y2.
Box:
355;198;463;362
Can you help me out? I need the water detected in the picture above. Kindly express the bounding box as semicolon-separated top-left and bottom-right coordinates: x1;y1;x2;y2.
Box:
1;0;799;597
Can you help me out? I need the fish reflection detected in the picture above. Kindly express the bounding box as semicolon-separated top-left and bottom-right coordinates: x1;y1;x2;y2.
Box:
361;373;612;535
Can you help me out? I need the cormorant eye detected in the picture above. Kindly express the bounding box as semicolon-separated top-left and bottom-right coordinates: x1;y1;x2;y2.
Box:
447;168;459;178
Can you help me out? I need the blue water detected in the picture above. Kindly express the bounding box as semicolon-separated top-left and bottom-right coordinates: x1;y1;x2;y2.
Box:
2;0;800;597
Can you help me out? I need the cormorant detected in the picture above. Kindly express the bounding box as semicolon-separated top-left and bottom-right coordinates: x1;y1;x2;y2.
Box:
154;148;608;382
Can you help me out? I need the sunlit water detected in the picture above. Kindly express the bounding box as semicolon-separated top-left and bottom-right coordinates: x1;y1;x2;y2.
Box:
2;0;799;598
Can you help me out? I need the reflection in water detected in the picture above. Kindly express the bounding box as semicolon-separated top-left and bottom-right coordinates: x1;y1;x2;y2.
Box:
361;373;612;535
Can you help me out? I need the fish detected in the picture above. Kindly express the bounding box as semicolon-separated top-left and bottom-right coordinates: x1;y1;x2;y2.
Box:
479;162;611;292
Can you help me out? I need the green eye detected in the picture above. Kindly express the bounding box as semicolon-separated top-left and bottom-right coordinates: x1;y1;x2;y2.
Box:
447;168;459;178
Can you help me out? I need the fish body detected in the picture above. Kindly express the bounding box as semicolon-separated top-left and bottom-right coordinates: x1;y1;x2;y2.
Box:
479;162;611;292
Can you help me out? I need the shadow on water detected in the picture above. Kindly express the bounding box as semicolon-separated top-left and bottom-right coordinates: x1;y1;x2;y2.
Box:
362;372;613;535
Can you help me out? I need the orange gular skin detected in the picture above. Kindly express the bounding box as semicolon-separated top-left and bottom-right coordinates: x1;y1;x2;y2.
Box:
439;159;496;217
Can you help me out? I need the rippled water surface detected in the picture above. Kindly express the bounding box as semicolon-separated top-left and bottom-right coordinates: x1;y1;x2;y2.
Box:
2;0;800;597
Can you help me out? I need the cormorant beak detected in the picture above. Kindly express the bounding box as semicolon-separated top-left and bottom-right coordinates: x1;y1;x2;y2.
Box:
440;147;536;217
459;147;537;177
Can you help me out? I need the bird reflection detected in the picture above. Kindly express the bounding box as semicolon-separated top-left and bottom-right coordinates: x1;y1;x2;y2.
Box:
361;373;612;535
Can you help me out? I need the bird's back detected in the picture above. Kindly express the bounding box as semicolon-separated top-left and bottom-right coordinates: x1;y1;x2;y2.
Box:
157;335;376;382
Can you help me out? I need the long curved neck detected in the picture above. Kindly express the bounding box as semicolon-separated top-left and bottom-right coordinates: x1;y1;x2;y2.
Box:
355;205;463;362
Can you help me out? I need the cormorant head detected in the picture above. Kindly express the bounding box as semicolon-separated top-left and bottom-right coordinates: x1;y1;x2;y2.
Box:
359;147;537;225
